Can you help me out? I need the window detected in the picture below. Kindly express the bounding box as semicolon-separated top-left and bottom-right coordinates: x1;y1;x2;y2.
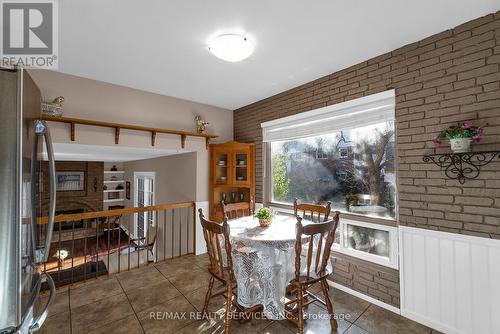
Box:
264;91;397;267
263;90;396;221
345;224;390;258
333;219;398;268
339;147;349;159
269;120;395;219
264;91;398;267
315;149;327;160
134;172;155;240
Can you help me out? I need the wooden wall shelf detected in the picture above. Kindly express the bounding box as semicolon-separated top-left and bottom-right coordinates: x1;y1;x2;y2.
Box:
42;115;218;149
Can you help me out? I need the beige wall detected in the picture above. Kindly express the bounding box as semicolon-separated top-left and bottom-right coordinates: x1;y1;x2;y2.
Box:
28;70;233;141
123;152;197;207
118;153;196;257
28;70;233;202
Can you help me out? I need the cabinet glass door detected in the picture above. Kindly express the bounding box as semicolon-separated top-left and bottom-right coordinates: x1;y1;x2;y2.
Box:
214;150;230;185
233;149;249;185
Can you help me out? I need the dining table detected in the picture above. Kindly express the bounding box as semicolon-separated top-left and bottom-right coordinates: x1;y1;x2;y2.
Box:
228;214;318;320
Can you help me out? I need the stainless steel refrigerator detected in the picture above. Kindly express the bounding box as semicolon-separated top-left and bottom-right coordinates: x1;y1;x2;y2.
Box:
0;67;56;333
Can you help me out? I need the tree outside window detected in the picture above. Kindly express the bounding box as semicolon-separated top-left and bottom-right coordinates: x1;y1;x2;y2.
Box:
270;121;395;219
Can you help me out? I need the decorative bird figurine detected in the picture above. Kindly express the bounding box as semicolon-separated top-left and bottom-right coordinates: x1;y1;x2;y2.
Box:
41;96;65;116
195;115;209;134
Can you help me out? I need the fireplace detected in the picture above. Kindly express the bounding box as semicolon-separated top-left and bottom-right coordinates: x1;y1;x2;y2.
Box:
54;208;85;231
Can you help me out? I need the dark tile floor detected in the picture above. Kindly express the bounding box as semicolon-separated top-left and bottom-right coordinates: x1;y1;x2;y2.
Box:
37;253;436;334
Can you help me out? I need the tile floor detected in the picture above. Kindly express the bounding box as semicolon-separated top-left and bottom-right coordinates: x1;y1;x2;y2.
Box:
37;254;439;334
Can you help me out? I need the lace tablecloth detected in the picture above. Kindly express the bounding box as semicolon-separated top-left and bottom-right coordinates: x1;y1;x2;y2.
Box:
228;215;312;320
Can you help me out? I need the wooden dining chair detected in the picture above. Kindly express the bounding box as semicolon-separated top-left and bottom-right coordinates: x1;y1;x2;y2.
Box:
284;212;340;334
293;198;332;223
199;209;237;333
222;196;254;219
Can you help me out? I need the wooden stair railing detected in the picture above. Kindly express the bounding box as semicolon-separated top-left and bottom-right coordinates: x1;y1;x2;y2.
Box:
37;201;195;224
36;201;197;287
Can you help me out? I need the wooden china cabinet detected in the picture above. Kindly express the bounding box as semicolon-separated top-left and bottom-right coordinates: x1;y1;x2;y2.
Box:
209;141;255;221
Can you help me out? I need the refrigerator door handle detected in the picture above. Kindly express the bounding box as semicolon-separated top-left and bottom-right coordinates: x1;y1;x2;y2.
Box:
34;120;56;263
28;273;55;333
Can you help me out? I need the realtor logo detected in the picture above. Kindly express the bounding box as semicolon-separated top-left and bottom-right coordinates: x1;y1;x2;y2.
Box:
1;0;58;68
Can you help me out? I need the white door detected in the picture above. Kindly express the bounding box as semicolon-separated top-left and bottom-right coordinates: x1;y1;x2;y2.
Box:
134;172;155;241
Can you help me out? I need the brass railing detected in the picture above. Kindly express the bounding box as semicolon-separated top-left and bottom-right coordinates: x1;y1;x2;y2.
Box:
38;201;196;287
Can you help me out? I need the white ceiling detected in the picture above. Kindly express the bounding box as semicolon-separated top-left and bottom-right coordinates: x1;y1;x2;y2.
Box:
58;0;500;110
44;143;183;162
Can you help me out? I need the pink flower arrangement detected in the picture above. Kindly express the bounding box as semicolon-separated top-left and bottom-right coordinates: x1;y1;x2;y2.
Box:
433;122;487;148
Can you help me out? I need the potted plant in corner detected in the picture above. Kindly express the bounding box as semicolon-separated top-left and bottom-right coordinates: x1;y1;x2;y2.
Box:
433;122;487;153
254;207;275;227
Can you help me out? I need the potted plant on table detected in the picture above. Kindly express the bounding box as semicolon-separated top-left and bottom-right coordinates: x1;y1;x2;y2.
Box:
433;122;487;153
255;207;275;227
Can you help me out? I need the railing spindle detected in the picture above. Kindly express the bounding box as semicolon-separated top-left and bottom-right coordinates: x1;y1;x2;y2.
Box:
107;218;111;276
57;218;62;284
127;225;131;271
146;218;149;265
137;229;140;269
155;211;158;263
83;227;88;282
117;216;121;273
186;207;189;255
71;221;75;284
171;209;174;258
95;219;99;279
179;208;182;257
163;209;167;261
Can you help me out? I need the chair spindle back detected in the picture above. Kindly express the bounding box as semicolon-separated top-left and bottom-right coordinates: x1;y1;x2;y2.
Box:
222;197;254;220
294;211;340;281
198;209;234;280
293;198;332;223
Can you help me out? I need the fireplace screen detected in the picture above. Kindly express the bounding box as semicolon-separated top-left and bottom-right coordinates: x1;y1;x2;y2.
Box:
56;171;85;191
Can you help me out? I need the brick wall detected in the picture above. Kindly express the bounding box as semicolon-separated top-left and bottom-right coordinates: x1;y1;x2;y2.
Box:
41;161;104;215
235;12;500;238
234;12;500;307
330;252;400;307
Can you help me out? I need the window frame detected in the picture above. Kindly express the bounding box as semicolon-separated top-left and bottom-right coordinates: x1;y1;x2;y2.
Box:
333;218;399;269
265;201;399;269
133;171;156;240
315;148;328;160
262;90;399;268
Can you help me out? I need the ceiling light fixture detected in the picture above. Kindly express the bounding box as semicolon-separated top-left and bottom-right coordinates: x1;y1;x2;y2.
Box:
208;34;254;62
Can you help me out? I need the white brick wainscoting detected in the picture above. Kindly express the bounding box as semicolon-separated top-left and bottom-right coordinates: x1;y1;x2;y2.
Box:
399;226;500;334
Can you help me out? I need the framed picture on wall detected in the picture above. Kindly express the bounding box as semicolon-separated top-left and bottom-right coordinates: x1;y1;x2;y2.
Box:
56;171;85;191
126;181;131;200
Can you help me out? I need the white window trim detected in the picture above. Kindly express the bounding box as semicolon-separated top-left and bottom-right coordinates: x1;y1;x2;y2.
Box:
264;89;397;220
261;90;395;142
269;205;399;269
334;218;399;269
133;171;156;238
264;90;399;269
